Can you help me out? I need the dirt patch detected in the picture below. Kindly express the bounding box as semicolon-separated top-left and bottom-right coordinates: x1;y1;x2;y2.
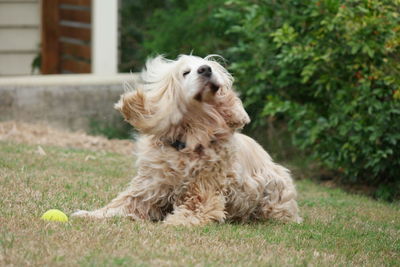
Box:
0;121;134;155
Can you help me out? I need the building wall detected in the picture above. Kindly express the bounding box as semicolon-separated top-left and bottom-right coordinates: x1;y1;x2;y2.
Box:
0;0;41;76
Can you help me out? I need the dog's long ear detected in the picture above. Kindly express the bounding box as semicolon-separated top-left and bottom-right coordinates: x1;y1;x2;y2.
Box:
214;87;250;130
114;89;155;133
115;55;186;135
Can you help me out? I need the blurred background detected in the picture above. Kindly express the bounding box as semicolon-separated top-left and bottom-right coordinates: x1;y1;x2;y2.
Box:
0;0;399;201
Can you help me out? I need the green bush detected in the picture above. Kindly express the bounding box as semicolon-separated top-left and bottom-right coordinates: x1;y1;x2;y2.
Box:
216;0;400;199
119;0;166;72
89;119;132;140
142;0;230;59
119;0;230;72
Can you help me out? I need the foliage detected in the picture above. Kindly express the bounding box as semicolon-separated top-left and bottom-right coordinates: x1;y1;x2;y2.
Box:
89;119;132;139
119;0;166;72
142;0;230;59
119;0;231;71
216;0;400;199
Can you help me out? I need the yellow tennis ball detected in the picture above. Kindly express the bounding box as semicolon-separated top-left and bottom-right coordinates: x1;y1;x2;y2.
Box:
41;209;68;222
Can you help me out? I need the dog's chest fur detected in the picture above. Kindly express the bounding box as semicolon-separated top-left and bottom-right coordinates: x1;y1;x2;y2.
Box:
133;135;234;216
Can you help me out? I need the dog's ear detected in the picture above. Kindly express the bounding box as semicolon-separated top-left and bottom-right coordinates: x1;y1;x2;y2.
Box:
114;90;155;133
115;82;185;135
213;87;250;130
114;55;182;134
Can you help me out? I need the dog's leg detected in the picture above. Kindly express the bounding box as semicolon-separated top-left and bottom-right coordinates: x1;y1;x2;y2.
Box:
163;183;226;226
259;171;302;223
71;182;163;221
71;192;140;219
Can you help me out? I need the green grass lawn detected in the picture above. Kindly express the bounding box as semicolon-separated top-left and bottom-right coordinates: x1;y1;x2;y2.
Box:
0;141;399;266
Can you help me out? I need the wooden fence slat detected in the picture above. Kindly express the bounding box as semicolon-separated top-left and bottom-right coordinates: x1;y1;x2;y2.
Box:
59;0;91;7
60;42;91;60
61;58;91;73
60;25;91;41
42;0;92;74
60;9;91;23
41;0;60;74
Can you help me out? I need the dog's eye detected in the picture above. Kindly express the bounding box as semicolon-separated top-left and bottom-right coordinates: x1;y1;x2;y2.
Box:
183;70;191;77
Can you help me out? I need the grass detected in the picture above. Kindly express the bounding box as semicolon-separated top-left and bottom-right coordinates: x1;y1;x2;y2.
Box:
0;141;399;266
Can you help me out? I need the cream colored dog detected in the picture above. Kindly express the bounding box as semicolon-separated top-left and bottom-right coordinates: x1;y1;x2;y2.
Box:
72;55;302;225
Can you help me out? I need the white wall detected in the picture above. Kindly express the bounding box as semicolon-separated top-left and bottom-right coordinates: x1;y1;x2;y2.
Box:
91;0;118;74
0;0;41;76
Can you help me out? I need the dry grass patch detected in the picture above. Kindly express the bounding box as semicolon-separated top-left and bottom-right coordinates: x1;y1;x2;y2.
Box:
1;141;399;266
0;121;134;155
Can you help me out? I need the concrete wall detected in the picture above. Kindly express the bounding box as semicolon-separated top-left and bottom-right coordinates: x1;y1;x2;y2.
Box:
0;74;134;132
0;0;41;76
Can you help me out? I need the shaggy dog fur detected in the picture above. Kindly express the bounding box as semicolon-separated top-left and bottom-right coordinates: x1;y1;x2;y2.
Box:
72;55;302;225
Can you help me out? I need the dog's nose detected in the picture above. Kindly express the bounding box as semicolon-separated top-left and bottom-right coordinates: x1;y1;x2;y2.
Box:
197;65;212;77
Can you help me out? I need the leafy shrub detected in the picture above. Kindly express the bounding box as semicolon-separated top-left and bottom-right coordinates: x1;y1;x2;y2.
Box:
119;0;166;72
142;0;230;59
120;0;231;71
217;0;400;198
89;118;132;139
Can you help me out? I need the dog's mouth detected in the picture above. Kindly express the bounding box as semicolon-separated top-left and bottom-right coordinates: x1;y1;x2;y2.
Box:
194;82;220;102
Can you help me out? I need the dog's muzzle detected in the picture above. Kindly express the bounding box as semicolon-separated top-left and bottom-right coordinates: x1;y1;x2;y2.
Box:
194;81;220;101
194;65;220;101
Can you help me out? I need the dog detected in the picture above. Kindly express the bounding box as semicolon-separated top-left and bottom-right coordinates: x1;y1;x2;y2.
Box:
72;55;302;225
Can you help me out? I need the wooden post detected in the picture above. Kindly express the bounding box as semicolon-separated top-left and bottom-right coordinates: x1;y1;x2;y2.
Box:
41;0;60;74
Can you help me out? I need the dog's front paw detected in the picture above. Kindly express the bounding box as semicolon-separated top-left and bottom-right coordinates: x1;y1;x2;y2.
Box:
163;213;202;227
70;210;90;218
294;215;303;224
